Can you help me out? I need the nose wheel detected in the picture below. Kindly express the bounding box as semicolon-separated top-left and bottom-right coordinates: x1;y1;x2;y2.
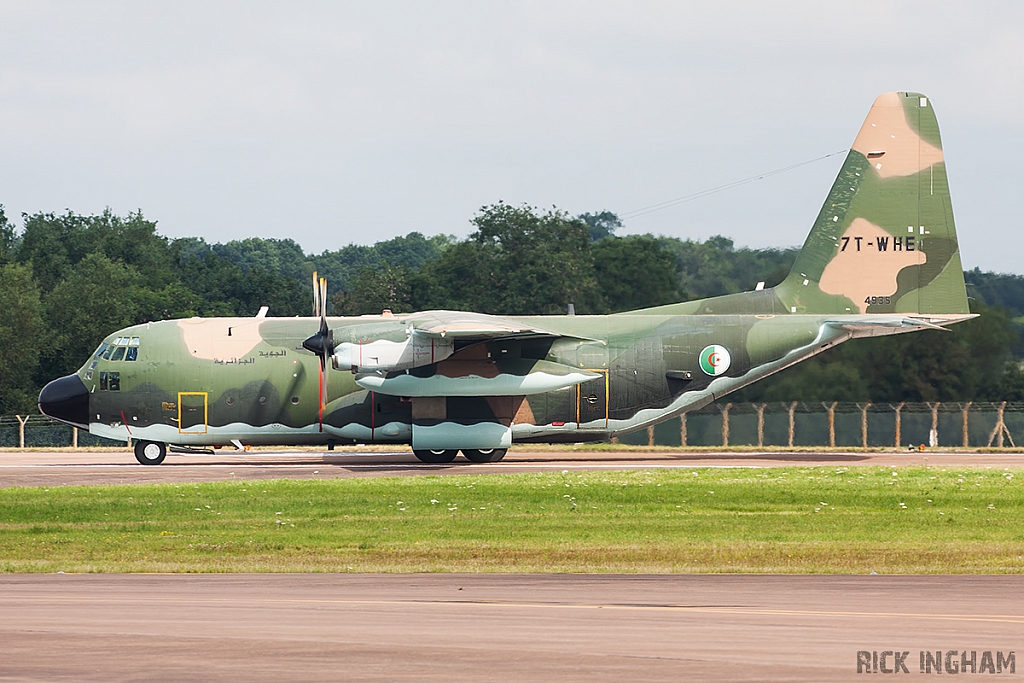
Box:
134;440;167;465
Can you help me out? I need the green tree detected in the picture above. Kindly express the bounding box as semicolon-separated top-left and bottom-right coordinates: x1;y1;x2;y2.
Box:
333;263;413;315
965;268;1024;317
415;203;601;315
579;211;621;242
18;209;175;292
659;235;796;300
0;205;15;265
314;232;452;291
592;235;682;312
171;238;309;317
211;237;312;283
0;263;44;413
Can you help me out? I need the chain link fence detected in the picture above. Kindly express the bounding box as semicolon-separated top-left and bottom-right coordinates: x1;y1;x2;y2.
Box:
6;401;1024;448
0;414;122;448
617;401;1024;448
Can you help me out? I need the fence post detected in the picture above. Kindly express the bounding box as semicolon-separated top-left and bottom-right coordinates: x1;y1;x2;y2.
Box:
720;403;732;447
787;402;797;447
756;403;766;447
858;402;871;448
16;414;28;448
928;402;940;447
987;401;1014;448
72;426;78;448
646;425;655;447
680;413;687;447
893;402;905;447
962;401;972;447
825;402;837;447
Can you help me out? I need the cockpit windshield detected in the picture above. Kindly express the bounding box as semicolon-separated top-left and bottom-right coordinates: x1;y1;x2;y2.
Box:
99;336;141;362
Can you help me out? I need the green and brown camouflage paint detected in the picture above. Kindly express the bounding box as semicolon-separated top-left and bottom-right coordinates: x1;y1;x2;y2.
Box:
49;93;974;454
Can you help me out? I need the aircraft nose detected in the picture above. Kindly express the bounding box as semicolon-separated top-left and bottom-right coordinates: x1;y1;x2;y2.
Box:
38;374;90;429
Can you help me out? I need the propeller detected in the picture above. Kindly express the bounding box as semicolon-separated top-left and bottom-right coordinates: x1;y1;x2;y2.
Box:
302;272;333;431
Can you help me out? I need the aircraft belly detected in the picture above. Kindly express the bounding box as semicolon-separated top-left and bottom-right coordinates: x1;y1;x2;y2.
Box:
412;422;512;450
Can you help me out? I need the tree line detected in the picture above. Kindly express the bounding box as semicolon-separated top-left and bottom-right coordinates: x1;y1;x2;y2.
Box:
1;202;1022;414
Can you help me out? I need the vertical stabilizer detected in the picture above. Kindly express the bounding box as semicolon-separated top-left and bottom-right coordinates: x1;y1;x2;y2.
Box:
776;92;969;316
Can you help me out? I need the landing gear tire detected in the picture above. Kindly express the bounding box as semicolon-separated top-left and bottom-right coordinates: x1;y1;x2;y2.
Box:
462;448;507;463
134;440;167;466
413;449;458;464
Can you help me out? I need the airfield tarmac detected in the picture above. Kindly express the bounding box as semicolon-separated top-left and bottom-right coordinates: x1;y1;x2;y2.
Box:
4;451;1023;681
3;573;1023;682
2;448;1024;488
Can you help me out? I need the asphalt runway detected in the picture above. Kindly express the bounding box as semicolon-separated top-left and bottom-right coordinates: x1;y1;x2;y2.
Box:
2;573;1022;682
1;448;1023;488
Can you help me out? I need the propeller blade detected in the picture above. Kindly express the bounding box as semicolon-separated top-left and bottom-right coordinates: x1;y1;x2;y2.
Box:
312;271;320;317
318;358;325;432
319;277;328;320
303;273;333;433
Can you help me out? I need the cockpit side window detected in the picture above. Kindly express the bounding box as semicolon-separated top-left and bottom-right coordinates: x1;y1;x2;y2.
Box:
125;347;138;361
94;343;108;358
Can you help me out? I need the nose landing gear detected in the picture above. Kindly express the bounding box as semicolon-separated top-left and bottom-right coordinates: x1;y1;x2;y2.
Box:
134;440;167;465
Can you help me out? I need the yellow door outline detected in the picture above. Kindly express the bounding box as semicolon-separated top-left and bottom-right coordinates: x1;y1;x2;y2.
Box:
178;391;208;434
576;369;609;429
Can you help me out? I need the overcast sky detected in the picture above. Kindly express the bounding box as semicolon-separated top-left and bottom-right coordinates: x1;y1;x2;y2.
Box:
1;2;1022;272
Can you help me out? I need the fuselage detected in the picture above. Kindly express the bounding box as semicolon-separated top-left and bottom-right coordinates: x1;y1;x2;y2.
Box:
41;311;847;448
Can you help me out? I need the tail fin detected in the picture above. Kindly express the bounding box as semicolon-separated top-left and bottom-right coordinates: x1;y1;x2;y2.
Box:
776;92;969;316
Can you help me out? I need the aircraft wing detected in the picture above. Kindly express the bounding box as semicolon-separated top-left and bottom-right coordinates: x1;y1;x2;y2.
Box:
405;310;579;340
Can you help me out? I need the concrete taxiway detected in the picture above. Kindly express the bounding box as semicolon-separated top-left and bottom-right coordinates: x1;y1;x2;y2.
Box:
1;448;1023;488
2;574;1022;682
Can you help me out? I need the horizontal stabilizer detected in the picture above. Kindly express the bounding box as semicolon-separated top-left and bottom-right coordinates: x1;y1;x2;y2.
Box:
825;313;976;336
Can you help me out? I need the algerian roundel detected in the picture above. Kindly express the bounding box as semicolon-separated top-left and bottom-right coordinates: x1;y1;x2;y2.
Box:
698;345;731;376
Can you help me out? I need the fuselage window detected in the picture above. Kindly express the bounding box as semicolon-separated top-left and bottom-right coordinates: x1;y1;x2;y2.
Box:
109;372;120;391
99;371;108;391
125;347;138;361
111;347;126;361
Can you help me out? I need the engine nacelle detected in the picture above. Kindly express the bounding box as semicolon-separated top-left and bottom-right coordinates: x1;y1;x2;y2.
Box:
332;334;454;372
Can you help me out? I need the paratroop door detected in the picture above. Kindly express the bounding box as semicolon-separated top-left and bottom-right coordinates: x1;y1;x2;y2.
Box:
577;371;608;429
178;392;208;434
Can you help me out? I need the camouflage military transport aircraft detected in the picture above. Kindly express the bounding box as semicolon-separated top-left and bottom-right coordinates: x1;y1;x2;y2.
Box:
39;92;974;465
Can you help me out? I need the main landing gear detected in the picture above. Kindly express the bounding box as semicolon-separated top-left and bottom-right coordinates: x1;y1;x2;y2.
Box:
412;448;507;464
134;440;167;465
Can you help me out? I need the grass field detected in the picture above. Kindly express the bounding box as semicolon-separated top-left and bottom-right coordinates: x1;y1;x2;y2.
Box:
1;466;1022;574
